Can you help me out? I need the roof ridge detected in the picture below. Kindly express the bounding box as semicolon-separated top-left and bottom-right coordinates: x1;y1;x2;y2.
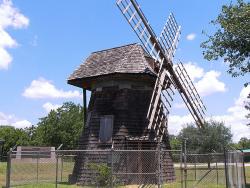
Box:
91;43;139;54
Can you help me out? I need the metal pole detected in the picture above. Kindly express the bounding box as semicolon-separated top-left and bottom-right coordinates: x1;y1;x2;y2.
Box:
6;148;12;188
61;154;64;182
235;153;239;186
111;149;114;188
180;145;183;188
223;147;229;188
216;161;219;185
55;153;59;188
36;152;39;183
157;144;161;188
194;155;197;181
184;139;187;188
242;152;247;186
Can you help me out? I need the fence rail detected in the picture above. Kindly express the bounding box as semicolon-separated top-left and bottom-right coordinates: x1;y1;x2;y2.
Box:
4;147;246;188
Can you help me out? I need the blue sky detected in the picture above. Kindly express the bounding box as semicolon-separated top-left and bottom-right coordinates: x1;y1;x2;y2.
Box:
0;0;249;142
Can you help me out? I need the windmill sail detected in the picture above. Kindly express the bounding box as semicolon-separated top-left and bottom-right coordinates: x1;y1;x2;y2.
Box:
116;0;206;138
175;62;206;127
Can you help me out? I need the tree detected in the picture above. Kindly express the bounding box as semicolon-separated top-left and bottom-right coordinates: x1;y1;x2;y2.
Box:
169;135;182;150
201;0;250;78
0;126;30;157
33;102;84;149
178;121;232;153
237;137;250;149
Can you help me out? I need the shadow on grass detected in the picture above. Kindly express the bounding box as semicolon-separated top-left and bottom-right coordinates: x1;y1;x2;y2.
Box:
246;184;250;188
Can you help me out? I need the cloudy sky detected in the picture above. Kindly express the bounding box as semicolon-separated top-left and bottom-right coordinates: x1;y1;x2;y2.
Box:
0;0;249;142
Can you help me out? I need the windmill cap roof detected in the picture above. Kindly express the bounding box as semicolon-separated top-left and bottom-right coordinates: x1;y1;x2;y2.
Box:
67;43;157;86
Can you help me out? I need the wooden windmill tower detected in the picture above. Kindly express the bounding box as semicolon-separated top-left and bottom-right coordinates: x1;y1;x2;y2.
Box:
67;0;206;185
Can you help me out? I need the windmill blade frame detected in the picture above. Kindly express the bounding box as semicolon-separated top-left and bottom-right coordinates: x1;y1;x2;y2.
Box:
116;0;206;133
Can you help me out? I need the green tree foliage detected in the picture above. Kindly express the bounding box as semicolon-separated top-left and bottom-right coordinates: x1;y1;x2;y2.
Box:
0;126;30;156
33;102;84;149
201;0;250;78
178;121;232;153
169;135;182;150
237;137;250;149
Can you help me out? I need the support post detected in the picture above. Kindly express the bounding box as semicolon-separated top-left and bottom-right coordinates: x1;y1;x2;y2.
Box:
235;153;239;186
183;139;187;188
61;154;64;182
55;153;59;188
224;147;229;188
194;155;197;181
180;145;183;188
216;161;219;185
6;148;12;188
36;152;39;183
242;151;247;186
111;149;114;188
83;89;87;125
157;143;161;188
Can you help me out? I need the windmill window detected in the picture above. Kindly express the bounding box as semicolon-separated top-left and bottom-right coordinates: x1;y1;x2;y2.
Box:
99;115;114;143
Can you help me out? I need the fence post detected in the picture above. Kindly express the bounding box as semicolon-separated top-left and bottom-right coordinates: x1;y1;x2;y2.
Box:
6;148;12;188
223;147;229;188
157;144;161;188
36;151;39;183
111;148;114;188
180;146;183;188
61;154;64;182
194;155;197;181
242;152;247;186
183;139;187;188
216;160;219;185
55;152;59;188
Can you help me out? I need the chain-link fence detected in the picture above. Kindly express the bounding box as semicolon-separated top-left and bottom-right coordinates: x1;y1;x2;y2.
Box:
4;148;246;188
184;153;226;188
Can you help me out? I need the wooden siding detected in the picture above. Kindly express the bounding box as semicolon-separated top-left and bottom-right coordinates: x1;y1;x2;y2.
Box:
70;86;175;184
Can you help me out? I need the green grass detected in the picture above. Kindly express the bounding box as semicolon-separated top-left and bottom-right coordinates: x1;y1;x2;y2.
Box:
0;162;6;187
0;162;249;188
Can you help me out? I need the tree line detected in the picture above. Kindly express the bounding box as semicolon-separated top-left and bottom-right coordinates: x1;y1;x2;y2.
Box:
0;102;84;157
0;101;249;157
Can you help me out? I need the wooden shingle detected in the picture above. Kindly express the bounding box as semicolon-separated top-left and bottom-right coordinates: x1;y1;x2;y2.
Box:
67;43;157;88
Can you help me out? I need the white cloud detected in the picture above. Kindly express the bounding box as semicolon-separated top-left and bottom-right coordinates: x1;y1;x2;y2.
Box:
12;120;32;129
168;114;193;135
168;86;250;142
195;71;226;96
23;77;81;99
0;0;29;70
180;62;226;97
43;102;62;113
183;62;204;81
0;111;32;129
186;33;196;41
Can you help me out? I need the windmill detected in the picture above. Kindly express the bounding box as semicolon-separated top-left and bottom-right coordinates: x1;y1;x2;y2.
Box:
116;0;206;141
67;0;206;185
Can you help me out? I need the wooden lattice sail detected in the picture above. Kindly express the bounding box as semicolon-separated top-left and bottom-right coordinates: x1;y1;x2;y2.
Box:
116;0;206;141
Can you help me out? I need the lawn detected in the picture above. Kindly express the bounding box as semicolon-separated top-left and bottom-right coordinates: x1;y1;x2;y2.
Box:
0;162;249;188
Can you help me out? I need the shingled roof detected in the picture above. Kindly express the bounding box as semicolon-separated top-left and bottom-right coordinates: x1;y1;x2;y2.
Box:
68;43;157;88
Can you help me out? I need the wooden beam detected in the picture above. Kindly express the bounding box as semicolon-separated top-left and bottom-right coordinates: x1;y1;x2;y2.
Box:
83;89;87;126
